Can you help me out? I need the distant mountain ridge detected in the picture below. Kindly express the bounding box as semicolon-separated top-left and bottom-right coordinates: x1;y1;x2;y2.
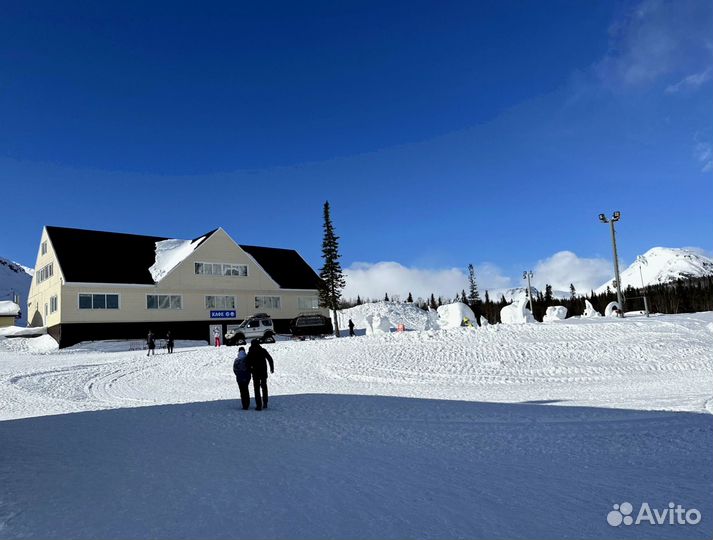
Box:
0;257;33;325
596;247;713;294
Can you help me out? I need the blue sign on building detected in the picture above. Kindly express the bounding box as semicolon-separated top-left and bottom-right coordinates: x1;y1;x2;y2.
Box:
210;310;237;319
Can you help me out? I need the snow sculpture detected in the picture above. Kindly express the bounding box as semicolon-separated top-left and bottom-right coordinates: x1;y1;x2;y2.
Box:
365;314;392;335
500;298;536;324
543;306;567;322
437;303;476;329
424;308;441;331
582;300;602;318
605;301;622;318
479;315;489;326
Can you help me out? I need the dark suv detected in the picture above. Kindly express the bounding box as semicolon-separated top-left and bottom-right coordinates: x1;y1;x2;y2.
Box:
289;313;333;338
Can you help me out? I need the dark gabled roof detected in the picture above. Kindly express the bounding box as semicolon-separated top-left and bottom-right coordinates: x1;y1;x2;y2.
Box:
239;245;323;290
44;226;321;289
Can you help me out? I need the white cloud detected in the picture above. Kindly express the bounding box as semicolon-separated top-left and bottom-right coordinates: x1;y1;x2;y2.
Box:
665;67;713;94
594;0;713;90
531;251;612;293
343;261;511;301
695;142;713;172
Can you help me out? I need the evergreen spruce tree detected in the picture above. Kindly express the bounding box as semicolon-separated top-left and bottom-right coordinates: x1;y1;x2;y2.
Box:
384;292;389;302
544;284;553;304
429;293;437;310
318;201;346;337
461;289;467;304
356;295;362;306
406;292;413;303
570;283;576;299
467;264;481;306
484;290;490;303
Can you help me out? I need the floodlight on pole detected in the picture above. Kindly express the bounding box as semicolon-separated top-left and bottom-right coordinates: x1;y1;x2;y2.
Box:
598;211;625;317
522;270;534;314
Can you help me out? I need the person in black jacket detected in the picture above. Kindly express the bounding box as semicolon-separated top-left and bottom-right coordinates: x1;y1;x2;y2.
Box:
247;339;274;411
147;330;156;356
166;330;174;354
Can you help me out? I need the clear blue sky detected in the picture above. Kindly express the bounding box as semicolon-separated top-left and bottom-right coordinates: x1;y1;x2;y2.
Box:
1;1;711;294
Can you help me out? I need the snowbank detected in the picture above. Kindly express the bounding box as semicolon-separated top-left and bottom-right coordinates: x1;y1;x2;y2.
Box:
338;302;430;331
0;300;20;317
437;302;476;329
543;306;567;322
500;298;536;324
582;300;602;318
0;334;58;354
149;236;206;282
0;325;46;337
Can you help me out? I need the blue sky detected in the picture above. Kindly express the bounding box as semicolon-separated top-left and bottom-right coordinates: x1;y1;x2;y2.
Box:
1;0;711;299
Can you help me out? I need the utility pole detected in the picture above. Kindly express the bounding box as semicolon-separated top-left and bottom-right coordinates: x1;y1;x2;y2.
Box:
598;211;625;317
522;270;534;314
636;255;650;317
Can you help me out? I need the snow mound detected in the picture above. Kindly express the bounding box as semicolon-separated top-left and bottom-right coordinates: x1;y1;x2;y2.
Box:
596;247;713;293
0;325;46;337
500;299;536;324
149;236;206;282
0;300;21;317
583;300;602;318
437;303;476;329
543;306;567;322
0;334;58;354
605;302;622;318
365;314;392;335
338;302;430;331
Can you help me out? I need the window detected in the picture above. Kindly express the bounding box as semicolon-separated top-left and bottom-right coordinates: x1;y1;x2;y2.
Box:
79;293;119;309
146;295;182;310
205;296;236;309
195;262;247;277
36;263;54;284
49;295;58;314
298;296;319;311
41;241;47;255
255;296;281;310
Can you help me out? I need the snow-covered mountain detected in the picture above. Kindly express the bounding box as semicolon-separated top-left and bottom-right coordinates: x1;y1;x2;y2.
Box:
0;258;33;326
596;247;713;294
484;287;570;303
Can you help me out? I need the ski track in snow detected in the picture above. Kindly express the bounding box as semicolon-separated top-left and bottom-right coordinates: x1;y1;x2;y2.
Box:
0;312;712;539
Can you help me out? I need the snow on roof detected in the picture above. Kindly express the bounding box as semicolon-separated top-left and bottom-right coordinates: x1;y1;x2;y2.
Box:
149;236;206;282
0;301;21;317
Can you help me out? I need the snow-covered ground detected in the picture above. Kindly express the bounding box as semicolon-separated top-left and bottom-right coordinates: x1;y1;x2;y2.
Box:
1;313;712;538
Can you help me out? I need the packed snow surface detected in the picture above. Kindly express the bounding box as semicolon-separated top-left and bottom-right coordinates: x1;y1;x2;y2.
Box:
148;236;206;282
1;313;712;539
596;247;713;293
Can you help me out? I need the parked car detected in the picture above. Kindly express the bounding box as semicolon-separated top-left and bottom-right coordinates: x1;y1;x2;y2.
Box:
289;313;333;338
225;313;276;345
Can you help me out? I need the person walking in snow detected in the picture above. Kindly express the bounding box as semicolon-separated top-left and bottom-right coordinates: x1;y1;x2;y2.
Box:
248;339;274;411
233;346;251;410
166;330;174;354
147;330;156;356
348;318;355;337
213;326;221;347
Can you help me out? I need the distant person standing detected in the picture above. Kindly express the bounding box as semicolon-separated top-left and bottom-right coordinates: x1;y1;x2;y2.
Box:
147;330;156;356
213;326;221;347
166;330;174;354
348;318;355;337
248;340;274;411
232;346;251;410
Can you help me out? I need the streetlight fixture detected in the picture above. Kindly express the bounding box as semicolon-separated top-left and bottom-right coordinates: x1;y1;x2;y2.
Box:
522;270;534;314
598;211;625;317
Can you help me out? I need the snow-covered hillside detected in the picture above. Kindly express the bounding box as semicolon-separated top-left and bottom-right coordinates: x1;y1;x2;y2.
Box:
484;286;570;302
0;257;33;326
596;247;713;294
0;312;711;538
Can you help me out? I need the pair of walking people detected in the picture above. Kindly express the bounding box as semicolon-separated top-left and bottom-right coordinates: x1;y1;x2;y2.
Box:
233;340;274;411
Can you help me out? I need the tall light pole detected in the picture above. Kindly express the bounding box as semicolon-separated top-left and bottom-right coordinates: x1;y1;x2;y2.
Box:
636;255;650;317
598;211;625;317
522;270;534;314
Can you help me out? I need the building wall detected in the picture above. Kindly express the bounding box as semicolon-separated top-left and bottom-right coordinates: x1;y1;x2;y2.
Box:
27;228;64;328
31;227;325;342
0;315;16;328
